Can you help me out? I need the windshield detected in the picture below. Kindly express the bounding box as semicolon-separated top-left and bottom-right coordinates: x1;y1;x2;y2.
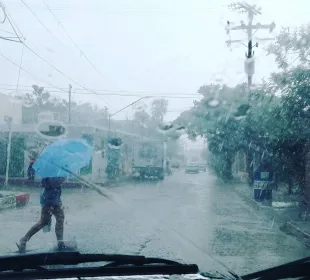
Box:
0;0;309;278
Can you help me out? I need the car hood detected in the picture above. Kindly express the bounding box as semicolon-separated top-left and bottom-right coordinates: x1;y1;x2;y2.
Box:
46;274;210;280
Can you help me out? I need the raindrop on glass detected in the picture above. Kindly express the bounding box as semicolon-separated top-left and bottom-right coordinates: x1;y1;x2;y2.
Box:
108;143;121;150
36;121;67;139
23;98;35;108
234;115;246;120
157;122;174;133
207;99;220;108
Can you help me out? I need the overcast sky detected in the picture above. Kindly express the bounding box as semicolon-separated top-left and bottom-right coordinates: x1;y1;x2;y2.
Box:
0;0;309;122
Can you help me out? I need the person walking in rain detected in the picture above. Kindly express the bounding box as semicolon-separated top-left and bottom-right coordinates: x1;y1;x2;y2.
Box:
17;177;69;253
27;150;37;181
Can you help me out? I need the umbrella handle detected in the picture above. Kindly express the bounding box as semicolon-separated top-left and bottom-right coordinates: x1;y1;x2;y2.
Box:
50;163;113;202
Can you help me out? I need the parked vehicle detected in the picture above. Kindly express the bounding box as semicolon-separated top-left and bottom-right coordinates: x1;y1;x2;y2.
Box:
132;140;166;180
199;163;206;172
185;163;199;174
171;161;180;168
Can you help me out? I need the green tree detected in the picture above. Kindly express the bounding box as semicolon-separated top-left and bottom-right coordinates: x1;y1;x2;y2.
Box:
267;25;310;69
151;99;168;122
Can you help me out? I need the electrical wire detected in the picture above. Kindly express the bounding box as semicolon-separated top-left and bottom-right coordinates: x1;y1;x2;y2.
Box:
0;89;199;99
11;2;227;13
0;3;23;43
42;0;121;91
0;1;6;24
0;84;202;97
0;87;201;99
0;28;15;35
15;43;25;94
2;2;201;107
0;51;67;93
21;42;112;107
6;12;24;39
20;0;66;48
20;0;117;108
17;1;202;108
7;6;113;108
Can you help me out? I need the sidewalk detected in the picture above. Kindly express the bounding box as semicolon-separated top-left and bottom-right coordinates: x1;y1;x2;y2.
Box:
233;180;310;248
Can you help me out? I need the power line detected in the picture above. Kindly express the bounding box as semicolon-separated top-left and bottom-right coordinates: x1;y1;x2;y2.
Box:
0;51;67;93
5;13;24;41
15;43;25;94
0;1;6;23
21;42;112;107
11;3;226;13
0;36;21;43
0;84;202;98
0;87;200;99
3;89;198;99
20;0;66;48
73;88;201;96
21;0;120;100
0;3;23;43
7;8;113;108
42;0;121;91
73;93;200;99
0;28;16;35
0;84;202;97
6;12;25;38
17;1;197;108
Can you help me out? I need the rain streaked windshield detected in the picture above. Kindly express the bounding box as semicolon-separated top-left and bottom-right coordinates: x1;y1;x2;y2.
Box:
0;0;309;278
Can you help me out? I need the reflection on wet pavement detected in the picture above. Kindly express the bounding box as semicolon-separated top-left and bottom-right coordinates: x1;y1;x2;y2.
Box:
0;169;308;276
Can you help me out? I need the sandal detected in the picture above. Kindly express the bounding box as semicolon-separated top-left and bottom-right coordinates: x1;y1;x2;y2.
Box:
16;239;27;253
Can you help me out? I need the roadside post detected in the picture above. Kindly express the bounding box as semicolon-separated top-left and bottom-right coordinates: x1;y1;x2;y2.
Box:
253;158;273;201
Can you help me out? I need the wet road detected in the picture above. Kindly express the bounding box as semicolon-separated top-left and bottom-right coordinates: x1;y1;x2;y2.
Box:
0;169;309;276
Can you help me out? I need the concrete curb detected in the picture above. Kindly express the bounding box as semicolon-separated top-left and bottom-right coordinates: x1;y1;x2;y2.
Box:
0;194;16;210
233;183;261;211
0;191;29;210
0;176;130;189
282;222;310;247
233;182;310;247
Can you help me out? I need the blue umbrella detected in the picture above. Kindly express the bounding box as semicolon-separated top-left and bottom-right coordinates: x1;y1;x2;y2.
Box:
33;139;93;178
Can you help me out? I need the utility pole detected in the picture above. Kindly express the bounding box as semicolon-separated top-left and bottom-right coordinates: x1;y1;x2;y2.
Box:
226;2;276;88
104;106;108;126
4;116;12;188
108;97;149;134
226;2;276;187
68;84;72;124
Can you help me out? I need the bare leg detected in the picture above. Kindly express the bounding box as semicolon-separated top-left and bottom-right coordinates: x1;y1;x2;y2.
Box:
53;205;65;248
18;206;51;252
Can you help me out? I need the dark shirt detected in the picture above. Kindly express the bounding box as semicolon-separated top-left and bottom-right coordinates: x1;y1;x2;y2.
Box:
40;177;65;206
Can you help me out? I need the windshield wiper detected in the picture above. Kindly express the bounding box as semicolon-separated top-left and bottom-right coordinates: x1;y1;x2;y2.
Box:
241;256;310;280
0;251;199;279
